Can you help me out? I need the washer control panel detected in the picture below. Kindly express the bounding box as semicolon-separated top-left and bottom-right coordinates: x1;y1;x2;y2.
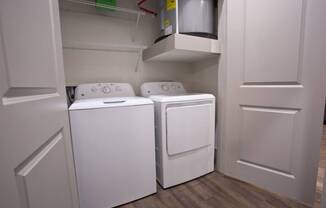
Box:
140;82;186;97
75;83;135;100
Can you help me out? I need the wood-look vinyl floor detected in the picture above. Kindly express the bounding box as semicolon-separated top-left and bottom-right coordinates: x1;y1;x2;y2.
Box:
119;126;326;208
314;125;326;208
119;172;308;208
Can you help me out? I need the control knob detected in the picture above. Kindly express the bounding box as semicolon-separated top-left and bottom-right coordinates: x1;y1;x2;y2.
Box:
91;87;98;92
161;84;170;91
102;86;111;94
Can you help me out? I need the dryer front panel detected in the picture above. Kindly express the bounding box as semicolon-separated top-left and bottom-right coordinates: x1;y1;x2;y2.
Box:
166;103;213;155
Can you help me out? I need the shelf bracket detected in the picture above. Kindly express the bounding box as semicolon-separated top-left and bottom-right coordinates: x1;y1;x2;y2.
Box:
134;49;142;72
132;13;141;42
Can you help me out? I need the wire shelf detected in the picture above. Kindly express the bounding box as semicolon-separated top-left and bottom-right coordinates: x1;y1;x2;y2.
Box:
65;0;146;16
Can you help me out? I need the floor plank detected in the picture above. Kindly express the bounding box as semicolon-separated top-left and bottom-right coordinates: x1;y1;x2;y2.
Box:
119;125;326;208
314;125;326;208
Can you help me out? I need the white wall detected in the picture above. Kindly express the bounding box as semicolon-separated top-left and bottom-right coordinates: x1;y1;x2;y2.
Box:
189;58;219;95
59;0;218;96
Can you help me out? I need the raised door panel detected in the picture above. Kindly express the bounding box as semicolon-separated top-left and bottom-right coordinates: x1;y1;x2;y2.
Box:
243;0;305;84
15;132;73;208
1;0;58;88
238;106;298;177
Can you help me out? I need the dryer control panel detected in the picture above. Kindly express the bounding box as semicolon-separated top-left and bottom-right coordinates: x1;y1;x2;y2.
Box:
141;82;186;97
75;83;135;100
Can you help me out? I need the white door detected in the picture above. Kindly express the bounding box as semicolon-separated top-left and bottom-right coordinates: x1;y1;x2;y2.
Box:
0;1;78;208
218;0;326;205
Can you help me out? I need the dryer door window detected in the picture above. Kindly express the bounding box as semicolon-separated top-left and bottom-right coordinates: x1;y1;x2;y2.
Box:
166;104;212;155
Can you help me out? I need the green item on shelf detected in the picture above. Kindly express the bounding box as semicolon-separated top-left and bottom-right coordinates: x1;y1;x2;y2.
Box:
96;0;116;12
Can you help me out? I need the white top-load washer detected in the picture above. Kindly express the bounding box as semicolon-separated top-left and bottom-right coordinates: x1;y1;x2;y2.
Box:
69;83;156;208
141;82;215;188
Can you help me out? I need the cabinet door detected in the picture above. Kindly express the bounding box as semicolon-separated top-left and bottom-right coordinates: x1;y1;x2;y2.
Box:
219;0;326;205
0;0;78;208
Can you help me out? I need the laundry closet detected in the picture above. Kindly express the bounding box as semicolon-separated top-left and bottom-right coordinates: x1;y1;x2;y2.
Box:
0;1;325;208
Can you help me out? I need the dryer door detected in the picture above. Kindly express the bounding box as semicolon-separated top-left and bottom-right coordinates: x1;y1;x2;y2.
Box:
166;103;213;155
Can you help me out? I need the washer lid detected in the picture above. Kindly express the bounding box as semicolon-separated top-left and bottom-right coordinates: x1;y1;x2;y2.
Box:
69;97;153;111
148;93;215;102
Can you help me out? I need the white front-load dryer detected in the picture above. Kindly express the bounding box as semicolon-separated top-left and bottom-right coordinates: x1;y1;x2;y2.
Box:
141;82;215;188
69;83;156;208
